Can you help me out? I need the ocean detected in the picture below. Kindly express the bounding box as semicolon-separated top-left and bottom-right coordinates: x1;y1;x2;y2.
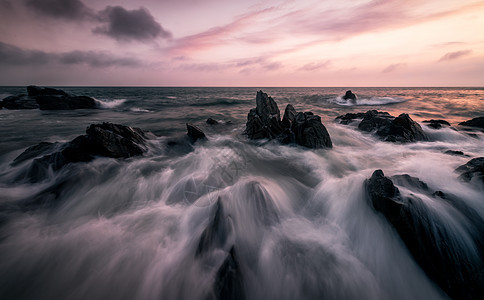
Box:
0;86;483;300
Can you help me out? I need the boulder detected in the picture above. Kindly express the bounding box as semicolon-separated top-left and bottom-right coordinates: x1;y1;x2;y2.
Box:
246;91;332;149
27;85;68;97
1;95;39;109
459;117;484;130
335;112;366;125
422;119;451;129
36;95;96;110
342;90;357;102
13;123;149;182
357;110;394;132
366;170;484;300
456;157;484;184
206;118;219;125
376;113;428;143
186;123;206;143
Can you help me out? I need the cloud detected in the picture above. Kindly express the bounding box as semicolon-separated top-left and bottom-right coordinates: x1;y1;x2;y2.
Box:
438;50;472;62
24;0;93;20
0;41;141;67
299;61;331;71
382;63;406;73
94;6;171;42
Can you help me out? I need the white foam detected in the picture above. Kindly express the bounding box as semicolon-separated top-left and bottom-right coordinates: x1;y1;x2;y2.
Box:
332;96;407;106
95;98;127;109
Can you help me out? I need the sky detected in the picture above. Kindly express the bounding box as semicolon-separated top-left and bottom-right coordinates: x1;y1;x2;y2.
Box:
0;0;483;86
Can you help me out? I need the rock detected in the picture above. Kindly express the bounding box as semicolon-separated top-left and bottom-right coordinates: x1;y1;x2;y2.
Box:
13;123;149;182
444;150;467;156
246;91;284;140
456;157;484;184
245;91;332;149
196;198;231;257
358;110;394;132
186;123;206;143
335;112;366;125
366;170;484;300
1;95;39;109
459;117;484;130
213;246;244;300
422;119;450;129
342;90;357;102
376;113;428;143
292;112;332;149
206;118;219;125
391;174;429;192
26;85;68;97
36;95;96;110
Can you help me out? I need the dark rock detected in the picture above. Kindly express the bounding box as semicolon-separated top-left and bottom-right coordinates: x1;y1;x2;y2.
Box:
186;123;206;143
358;110;394;132
335;112;366;125
391;174;429;192
245;91;332;149
213;246;244;300
456;157;484;184
444;150;467;156
1;95;39;109
292;112;332;149
206;118;219;125
376;113;428;143
422;119;451;129
246;91;284;140
27;85;68;97
459;117;484;130
196;198;231;257
342;90;357;102
36;95;96;110
366;170;484;300
13;123;148;182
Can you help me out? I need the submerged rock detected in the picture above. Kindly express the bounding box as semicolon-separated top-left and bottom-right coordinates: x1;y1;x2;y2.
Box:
422;119;451;129
186;123;206;143
456;157;484;184
245;91;332;149
1;86;96;110
196;198;232;257
459;116;484;130
336;110;427;143
365;170;484;300
213;247;244;300
444;150;467;156
13;122;149;182
206;118;219;125
342;90;357;102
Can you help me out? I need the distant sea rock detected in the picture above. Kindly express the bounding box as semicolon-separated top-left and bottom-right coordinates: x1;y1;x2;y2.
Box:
422;119;451;129
336;110;428;143
246;90;332;149
342;90;357;102
13;123;149;182
0;85;96;110
459;116;484;130
365;170;484;300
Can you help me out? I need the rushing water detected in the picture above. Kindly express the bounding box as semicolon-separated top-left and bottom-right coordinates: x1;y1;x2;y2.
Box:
0;87;483;300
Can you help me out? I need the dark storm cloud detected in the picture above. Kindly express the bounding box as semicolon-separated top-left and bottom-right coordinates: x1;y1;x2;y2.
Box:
0;41;141;67
94;6;171;41
24;0;93;20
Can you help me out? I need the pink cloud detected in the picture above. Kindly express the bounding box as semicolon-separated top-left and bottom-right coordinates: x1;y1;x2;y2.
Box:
438;50;472;62
382;63;406;73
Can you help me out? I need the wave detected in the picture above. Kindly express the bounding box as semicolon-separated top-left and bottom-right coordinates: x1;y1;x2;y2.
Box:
332;96;407;106
189;99;247;107
95;98;127;109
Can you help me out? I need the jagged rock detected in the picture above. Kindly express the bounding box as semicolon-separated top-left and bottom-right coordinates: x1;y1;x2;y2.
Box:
213;247;244;300
422;119;451;129
342;90;357;102
366;170;484;300
376;113;428;142
196;198;231;257
207;118;219;125
292;112;332;149
27;85;68;97
13;123;149;182
459;117;484;129
444;150;467;156
335;112;366;125
186;123;206;143
357;110;394;132
246;91;284;140
456;157;484;184
245;91;332;149
1;95;39;109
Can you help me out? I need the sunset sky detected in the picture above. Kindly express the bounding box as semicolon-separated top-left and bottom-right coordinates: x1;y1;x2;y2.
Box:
0;0;483;86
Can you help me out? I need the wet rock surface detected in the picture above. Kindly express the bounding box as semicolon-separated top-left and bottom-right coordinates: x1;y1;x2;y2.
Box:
365;170;484;300
246;91;332;148
459;117;484;130
456;157;484;184
422;119;451;129
186;123;206;143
